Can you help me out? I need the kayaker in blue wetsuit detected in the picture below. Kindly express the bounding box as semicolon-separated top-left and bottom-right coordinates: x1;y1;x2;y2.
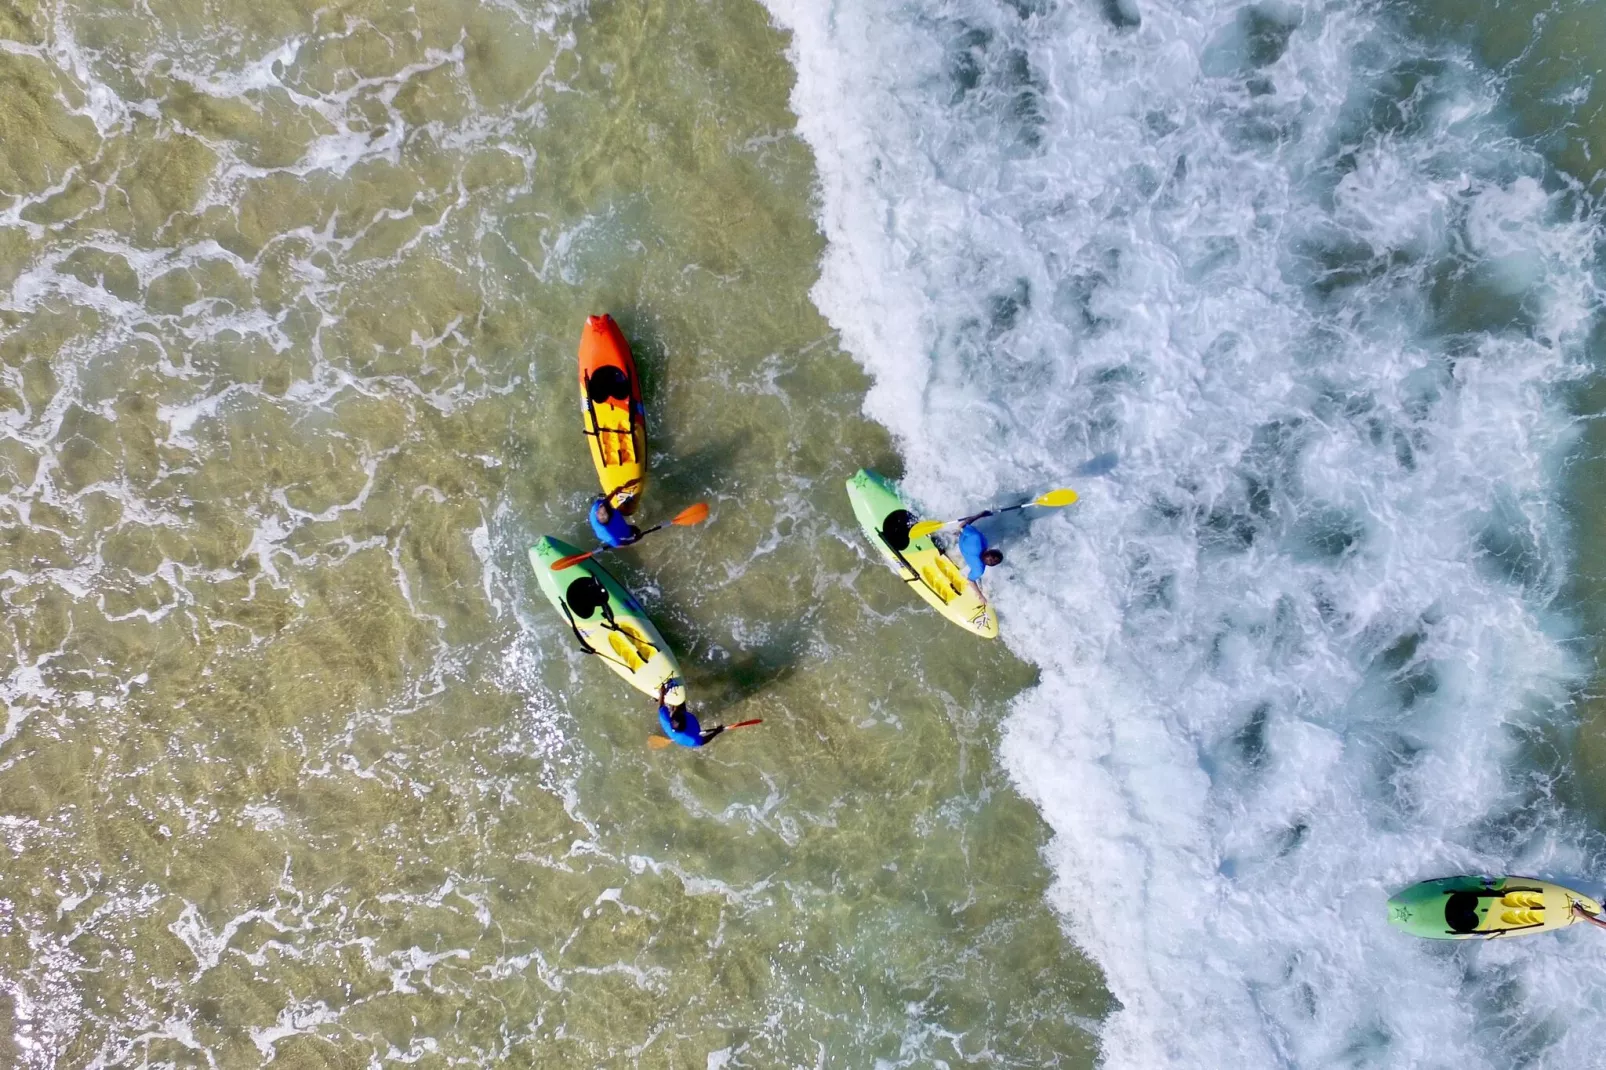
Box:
657;681;724;748
957;512;1005;582
589;493;641;548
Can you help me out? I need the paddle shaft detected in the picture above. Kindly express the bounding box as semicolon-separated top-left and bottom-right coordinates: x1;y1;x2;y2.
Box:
961;500;1032;525
910;487;1077;540
649;718;763;749
552;502;709;570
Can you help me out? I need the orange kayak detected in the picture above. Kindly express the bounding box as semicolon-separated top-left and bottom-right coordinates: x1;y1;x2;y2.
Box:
577;314;647;515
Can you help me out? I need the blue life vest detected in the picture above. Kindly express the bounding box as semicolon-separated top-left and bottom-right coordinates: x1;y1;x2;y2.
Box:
658;705;705;748
959;524;989;582
589;499;637;547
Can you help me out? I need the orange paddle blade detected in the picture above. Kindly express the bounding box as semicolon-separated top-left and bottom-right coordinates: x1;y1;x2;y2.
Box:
647;736;672;749
550;550;596;571
726;718;762;730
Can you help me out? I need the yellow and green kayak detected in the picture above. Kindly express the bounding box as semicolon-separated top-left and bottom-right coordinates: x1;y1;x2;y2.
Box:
845;469;997;638
1387;875;1603;939
529;536;684;704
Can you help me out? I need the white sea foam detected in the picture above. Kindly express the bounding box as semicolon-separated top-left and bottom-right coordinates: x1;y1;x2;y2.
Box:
763;0;1606;1064
248;998;342;1059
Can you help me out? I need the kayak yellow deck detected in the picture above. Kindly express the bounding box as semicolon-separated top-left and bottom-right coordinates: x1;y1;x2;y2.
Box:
845;469;997;638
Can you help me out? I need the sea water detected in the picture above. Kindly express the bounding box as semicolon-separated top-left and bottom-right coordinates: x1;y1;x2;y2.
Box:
4;0;1606;1066
0;0;1104;1065
763;0;1606;1066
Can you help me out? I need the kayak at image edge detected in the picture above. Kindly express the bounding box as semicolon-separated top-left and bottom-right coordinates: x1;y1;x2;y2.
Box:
1387;876;1604;939
530;535;685;704
845;468;997;639
579;314;648;514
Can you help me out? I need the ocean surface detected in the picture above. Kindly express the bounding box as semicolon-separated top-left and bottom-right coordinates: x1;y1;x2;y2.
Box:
3;0;1606;1066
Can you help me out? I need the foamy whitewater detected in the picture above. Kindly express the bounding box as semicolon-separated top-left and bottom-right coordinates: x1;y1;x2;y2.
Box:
764;0;1606;1065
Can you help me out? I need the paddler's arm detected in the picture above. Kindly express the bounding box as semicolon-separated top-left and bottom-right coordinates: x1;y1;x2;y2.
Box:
699;724;725;745
607;483;640;513
1572;903;1606;930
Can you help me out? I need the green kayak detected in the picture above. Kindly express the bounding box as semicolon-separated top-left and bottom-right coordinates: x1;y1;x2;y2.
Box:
1387;875;1603;940
845;469;997;638
529;536;684;704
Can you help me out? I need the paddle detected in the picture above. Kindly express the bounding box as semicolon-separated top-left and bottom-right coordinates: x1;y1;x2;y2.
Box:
551;502;710;570
907;487;1079;539
648;718;763;749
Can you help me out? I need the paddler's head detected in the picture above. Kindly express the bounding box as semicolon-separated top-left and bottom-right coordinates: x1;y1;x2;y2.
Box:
982;548;1004;567
668;705;689;732
594;496;614;521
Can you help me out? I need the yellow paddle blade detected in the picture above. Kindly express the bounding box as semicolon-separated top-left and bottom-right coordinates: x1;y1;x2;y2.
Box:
648;735;672;749
1035;487;1079;507
907;488;1079;540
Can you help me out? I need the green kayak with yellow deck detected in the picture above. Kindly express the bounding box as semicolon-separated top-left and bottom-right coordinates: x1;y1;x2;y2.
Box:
1387;875;1603;939
530;535;685;705
845;469;997;638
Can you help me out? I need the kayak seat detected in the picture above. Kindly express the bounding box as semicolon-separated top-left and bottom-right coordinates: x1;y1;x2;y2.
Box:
1501;891;1543;909
586;365;632;404
1445;891;1481;934
880;510;914;552
565;576;611;620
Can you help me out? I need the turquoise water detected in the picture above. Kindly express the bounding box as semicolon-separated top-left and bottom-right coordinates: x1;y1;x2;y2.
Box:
4;0;1606;1065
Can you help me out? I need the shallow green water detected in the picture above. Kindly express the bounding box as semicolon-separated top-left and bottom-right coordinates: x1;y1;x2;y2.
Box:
0;0;1108;1065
